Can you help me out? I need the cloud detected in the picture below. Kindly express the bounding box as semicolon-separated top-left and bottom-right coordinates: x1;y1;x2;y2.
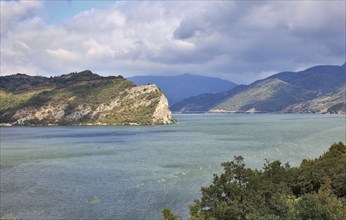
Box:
0;1;345;84
1;0;42;35
47;48;79;61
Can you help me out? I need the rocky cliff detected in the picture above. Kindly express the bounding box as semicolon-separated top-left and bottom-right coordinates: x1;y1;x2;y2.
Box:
0;71;175;125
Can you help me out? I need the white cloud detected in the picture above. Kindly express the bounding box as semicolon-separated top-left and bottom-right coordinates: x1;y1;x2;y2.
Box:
47;48;79;61
0;0;42;35
0;1;345;83
84;39;115;60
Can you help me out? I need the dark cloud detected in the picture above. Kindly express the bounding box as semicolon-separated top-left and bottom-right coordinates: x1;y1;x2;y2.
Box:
1;1;345;84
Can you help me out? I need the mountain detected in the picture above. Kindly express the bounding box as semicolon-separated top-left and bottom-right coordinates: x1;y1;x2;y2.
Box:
128;74;236;106
170;85;247;113
267;64;345;92
0;71;175;125
172;63;346;114
212;78;316;112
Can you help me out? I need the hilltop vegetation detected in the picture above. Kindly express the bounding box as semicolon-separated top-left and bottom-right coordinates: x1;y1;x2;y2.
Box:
0;71;174;125
164;142;346;220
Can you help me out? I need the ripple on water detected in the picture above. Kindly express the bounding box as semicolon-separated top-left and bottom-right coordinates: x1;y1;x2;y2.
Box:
0;114;345;219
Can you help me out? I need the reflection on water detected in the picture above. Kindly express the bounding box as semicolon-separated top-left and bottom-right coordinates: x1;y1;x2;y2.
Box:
1;114;345;219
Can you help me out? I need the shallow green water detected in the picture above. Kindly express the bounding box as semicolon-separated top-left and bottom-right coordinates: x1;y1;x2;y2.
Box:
1;114;345;219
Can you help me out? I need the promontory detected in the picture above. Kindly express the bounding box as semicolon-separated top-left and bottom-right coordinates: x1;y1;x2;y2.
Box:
0;70;175;126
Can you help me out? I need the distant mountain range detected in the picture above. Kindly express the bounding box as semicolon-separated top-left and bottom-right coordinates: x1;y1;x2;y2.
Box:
128;74;237;106
0;71;174;125
171;63;346;114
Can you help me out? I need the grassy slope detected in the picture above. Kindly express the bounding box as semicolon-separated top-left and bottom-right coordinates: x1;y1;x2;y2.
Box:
0;90;45;112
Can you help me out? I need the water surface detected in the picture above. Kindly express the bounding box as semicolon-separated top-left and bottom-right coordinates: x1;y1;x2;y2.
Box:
1;114;345;219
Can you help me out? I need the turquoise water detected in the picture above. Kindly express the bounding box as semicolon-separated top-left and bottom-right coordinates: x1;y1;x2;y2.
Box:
1;114;345;219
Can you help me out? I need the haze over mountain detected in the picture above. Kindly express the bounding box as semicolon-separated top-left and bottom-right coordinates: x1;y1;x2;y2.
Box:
0;71;174;125
128;74;237;106
171;63;346;114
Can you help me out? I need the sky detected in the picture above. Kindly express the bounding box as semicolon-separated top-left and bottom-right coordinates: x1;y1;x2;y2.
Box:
1;0;345;84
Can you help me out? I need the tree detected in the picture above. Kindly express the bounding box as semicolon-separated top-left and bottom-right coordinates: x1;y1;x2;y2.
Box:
188;156;293;219
163;142;346;220
162;208;181;220
293;178;344;220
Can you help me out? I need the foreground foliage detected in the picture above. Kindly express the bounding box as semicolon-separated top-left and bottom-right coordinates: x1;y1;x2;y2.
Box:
164;142;346;220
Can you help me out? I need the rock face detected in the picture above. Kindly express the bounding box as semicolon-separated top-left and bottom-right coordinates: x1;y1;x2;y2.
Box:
0;71;175;125
152;89;173;124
